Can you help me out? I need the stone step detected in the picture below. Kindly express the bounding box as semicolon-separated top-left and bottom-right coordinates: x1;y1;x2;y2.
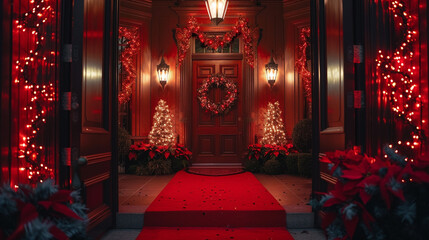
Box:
116;211;314;229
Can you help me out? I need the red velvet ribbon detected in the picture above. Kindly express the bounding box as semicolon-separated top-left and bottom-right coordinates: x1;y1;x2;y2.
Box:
7;190;79;240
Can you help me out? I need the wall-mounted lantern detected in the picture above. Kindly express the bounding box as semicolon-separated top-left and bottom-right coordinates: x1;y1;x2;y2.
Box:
204;0;229;25
265;53;278;87
157;56;169;89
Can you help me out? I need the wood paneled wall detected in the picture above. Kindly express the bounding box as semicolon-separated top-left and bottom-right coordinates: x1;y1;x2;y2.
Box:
120;0;152;141
255;1;286;140
283;0;310;137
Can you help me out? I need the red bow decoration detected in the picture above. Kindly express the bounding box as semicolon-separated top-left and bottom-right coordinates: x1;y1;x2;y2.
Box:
7;190;79;240
38;190;83;220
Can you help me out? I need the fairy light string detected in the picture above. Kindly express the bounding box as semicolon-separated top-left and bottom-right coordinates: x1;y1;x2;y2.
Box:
295;27;311;116
375;0;425;161
14;0;56;184
149;99;176;146
118;26;140;104
260;101;287;146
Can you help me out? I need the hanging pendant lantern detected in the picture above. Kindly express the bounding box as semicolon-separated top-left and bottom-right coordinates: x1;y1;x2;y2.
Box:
204;0;229;25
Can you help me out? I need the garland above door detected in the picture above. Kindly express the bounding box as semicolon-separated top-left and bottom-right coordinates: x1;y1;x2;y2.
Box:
175;17;259;67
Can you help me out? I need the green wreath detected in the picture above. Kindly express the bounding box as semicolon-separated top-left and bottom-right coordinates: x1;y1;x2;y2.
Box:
197;73;238;115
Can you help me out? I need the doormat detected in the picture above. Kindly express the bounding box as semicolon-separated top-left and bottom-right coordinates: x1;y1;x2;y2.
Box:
185;167;245;176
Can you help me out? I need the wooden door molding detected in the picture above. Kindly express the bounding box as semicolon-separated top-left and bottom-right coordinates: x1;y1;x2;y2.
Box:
70;0;115;237
179;57;254;161
191;60;243;164
318;0;346;152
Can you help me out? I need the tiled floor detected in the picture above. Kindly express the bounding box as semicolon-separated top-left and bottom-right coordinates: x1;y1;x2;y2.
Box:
119;172;312;213
112;172;322;240
254;174;312;212
119;174;174;213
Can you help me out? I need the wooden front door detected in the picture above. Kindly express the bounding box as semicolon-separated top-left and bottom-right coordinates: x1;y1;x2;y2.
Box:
192;60;242;164
67;0;115;237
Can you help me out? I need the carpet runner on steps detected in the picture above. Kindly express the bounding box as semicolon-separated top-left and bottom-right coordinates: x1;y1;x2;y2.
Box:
136;227;294;240
143;171;286;227
137;171;293;239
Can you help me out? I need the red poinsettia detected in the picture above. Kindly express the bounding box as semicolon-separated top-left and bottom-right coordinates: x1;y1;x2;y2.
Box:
174;144;193;161
128;143;192;162
247;143;297;161
315;148;429;240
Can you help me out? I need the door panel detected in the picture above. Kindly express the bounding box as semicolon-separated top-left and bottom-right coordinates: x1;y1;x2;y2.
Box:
192;60;242;164
70;0;113;237
82;0;104;127
319;0;345;152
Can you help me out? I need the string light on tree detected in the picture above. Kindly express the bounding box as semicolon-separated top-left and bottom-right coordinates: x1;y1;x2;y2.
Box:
149;99;176;146
14;0;56;184
375;0;425;160
260;101;287;146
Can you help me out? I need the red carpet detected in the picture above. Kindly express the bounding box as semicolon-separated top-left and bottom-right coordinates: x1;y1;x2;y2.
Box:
138;171;292;240
137;227;294;240
144;171;286;227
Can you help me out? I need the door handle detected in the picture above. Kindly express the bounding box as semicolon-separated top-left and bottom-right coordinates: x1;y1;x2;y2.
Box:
72;156;88;190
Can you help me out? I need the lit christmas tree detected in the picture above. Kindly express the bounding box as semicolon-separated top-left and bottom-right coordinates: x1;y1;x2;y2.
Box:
260;101;287;145
149;99;176;146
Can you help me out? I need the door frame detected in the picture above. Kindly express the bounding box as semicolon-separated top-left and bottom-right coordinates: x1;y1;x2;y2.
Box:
179;37;255;165
191;58;243;164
